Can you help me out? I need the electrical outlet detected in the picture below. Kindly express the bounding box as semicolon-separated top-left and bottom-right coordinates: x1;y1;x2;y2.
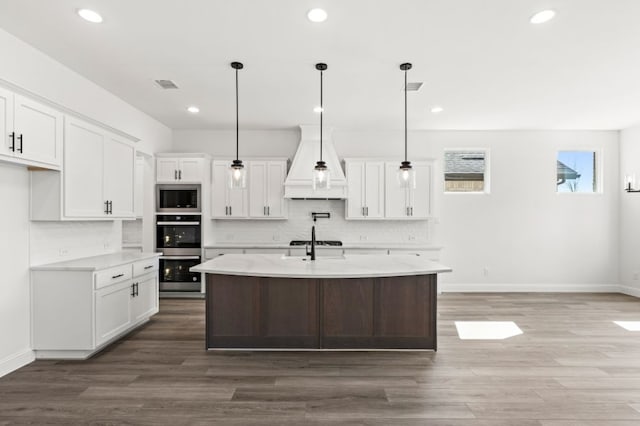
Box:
272;234;281;241
483;267;490;277
408;235;416;241
360;235;368;241
58;248;68;257
633;271;639;281
103;241;111;249
226;234;235;241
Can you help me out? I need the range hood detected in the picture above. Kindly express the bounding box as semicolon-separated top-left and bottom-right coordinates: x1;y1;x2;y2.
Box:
284;125;347;199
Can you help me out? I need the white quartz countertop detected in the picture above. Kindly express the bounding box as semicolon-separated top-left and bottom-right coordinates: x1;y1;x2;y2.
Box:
191;254;452;279
204;243;442;250
31;252;161;272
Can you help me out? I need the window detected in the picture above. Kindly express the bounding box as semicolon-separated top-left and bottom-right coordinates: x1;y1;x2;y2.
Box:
557;151;598;193
444;150;488;193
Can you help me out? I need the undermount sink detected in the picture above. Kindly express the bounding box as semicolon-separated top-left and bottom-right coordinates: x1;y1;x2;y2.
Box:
280;255;346;261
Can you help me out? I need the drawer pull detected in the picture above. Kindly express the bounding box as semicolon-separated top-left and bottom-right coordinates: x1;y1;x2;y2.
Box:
144;265;154;270
112;273;125;279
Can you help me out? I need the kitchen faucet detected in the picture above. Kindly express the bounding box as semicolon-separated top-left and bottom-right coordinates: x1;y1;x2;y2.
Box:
307;225;316;260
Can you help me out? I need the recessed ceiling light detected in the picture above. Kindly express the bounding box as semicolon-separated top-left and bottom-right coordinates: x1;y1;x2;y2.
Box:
307;8;328;23
187;106;200;114
313;106;324;113
530;9;556;24
77;9;103;23
431;106;444;114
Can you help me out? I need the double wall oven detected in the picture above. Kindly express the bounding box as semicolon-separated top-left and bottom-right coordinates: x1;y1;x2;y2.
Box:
156;185;202;295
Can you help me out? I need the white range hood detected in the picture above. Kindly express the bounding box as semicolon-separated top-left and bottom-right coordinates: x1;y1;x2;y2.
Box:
284;125;347;199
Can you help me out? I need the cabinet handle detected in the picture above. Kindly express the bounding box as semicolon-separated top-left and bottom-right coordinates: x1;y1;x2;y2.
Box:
410;207;413;216
229;206;232;216
112;273;124;279
9;132;15;152
267;206;270;216
104;200;109;214
135;282;139;296
362;207;364;216
144;265;154;270
263;206;266;216
17;134;23;153
174;170;178;180
178;170;182;180
365;206;368;216
225;206;228;215
108;200;113;214
131;283;136;297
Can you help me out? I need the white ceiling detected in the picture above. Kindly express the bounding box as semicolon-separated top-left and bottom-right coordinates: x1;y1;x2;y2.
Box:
1;0;639;131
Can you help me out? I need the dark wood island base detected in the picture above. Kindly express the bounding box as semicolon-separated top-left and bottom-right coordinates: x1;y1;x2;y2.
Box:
205;274;437;350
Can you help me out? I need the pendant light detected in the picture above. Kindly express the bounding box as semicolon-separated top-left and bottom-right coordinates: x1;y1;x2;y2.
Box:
313;63;330;191
229;61;246;189
398;62;416;188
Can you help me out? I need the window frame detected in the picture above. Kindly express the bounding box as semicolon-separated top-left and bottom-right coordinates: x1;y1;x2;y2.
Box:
443;148;491;195
555;149;603;195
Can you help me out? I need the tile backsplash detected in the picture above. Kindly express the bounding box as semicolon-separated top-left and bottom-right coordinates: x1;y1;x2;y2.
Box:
30;221;122;265
209;200;431;245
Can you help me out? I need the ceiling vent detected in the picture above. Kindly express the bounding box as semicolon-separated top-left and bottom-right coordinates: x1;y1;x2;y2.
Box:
155;79;179;89
404;82;423;92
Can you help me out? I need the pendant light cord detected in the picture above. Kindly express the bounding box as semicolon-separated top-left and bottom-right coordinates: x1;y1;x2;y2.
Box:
404;67;407;163
235;67;239;162
320;68;323;163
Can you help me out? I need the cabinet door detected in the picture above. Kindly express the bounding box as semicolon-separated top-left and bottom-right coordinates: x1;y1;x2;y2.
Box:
95;280;133;347
211;161;229;218
248;161;267;218
266;161;287;218
178;158;203;182
409;162;432;218
104;134;135;218
364;162;385;218
134;157;144;218
346;161;365;218
384;163;409;218
131;273;158;323
64;118;105;218
14;94;62;168
228;186;248;217
0;87;14;160
156;158;179;183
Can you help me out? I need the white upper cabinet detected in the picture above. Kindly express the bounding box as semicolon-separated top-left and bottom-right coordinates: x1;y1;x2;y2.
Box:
31;116;135;221
384;161;433;219
211;160;248;218
248;160;287;219
0;88;62;169
103;133;135;217
156;157;204;183
345;160;385;220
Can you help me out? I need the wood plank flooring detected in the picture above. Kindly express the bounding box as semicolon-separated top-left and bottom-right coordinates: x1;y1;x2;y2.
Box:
2;293;640;424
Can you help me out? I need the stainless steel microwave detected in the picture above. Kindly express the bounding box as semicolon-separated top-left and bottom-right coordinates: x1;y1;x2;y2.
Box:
156;184;201;212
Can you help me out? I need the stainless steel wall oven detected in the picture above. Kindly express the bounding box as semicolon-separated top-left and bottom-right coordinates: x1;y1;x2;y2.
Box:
156;214;201;293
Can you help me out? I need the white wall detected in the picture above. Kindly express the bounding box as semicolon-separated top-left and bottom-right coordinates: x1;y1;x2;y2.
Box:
174;128;620;291
619;125;640;297
0;164;31;377
0;28;172;376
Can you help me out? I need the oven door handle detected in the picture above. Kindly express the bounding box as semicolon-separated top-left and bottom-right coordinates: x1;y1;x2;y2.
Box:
159;256;201;260
156;221;201;226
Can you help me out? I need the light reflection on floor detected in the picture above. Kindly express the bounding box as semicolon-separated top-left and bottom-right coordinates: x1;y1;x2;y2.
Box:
613;321;640;331
454;321;523;340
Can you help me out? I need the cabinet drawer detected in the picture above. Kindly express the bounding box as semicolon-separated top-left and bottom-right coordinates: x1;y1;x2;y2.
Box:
132;258;158;277
95;265;133;289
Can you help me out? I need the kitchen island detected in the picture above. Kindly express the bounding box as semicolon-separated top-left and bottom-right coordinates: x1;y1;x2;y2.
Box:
192;254;451;350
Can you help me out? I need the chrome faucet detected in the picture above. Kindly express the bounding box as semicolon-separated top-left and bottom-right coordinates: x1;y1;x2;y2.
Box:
306;225;316;260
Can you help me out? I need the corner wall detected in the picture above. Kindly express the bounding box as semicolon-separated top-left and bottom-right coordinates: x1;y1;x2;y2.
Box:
0;28;172;377
619;125;640;297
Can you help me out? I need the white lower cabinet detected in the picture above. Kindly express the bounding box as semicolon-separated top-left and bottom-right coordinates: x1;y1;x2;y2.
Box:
32;256;159;359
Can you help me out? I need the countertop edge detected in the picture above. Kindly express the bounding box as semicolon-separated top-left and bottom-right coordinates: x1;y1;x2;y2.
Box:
31;252;162;272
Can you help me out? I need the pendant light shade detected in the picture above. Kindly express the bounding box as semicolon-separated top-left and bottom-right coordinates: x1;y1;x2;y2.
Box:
313;63;330;191
398;62;416;189
229;61;246;189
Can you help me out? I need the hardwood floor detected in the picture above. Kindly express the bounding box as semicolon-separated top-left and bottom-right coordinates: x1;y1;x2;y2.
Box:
2;293;640;424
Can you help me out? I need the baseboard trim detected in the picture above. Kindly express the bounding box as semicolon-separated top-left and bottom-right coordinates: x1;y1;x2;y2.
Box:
618;285;640;298
0;349;35;378
440;283;622;293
